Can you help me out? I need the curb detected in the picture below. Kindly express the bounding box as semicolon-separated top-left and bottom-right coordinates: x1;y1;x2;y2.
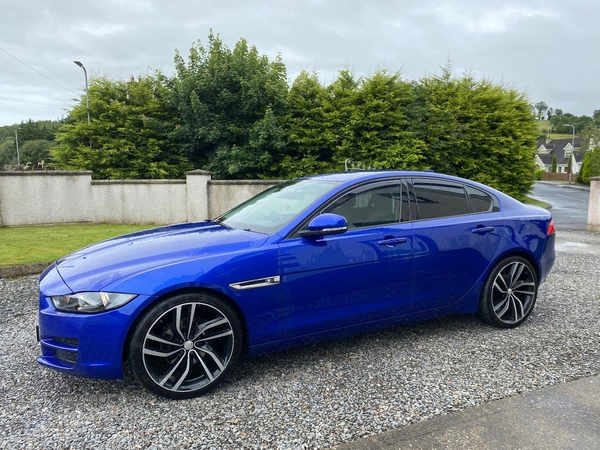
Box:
537;181;590;192
0;262;52;279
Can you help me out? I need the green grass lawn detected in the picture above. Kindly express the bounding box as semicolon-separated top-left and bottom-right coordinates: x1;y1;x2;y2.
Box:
0;223;155;268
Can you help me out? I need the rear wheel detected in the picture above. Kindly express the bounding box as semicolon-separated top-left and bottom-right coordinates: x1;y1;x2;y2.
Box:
477;256;538;328
129;292;242;399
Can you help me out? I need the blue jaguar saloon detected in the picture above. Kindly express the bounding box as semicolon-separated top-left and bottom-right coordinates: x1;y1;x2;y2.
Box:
37;171;555;398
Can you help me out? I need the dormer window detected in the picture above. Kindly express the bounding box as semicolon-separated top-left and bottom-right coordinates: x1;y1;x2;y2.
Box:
565;143;573;158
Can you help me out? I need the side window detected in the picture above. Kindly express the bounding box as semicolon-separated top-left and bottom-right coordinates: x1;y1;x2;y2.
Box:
325;183;401;229
412;179;469;220
466;186;499;213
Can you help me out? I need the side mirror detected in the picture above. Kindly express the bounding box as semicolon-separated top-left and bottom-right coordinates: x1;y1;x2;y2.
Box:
299;213;348;237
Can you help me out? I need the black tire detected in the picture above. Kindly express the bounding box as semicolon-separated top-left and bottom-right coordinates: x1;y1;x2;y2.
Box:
477;256;538;328
129;292;243;399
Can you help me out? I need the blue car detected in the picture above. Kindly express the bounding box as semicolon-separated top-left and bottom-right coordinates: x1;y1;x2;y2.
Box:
37;171;555;399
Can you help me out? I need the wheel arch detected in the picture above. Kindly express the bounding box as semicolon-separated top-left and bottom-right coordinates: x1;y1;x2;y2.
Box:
489;249;541;285
122;287;250;363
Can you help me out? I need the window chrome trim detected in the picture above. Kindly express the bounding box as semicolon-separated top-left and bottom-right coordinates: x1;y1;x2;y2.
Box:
229;276;281;290
319;226;347;233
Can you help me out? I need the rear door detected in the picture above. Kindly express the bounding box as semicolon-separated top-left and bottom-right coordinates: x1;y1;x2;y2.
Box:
409;177;504;311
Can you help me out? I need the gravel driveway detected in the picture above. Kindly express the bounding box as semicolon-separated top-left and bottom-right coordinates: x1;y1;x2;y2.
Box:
1;231;599;449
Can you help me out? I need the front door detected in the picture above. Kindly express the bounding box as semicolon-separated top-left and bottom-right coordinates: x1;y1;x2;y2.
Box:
278;180;414;339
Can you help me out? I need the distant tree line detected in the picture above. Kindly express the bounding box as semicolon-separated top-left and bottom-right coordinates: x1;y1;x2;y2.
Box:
5;32;600;197
533;100;600;136
0;119;63;169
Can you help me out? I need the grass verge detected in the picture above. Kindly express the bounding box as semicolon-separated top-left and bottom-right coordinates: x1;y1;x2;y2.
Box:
0;223;155;268
524;196;551;209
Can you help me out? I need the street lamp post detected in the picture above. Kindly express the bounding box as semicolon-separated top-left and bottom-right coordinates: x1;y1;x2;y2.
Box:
73;61;92;150
564;124;575;184
15;127;21;167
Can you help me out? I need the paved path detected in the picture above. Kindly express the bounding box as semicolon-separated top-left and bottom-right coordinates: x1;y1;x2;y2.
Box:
335;376;600;450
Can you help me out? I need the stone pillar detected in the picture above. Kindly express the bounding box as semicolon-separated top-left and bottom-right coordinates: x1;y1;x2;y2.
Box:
588;176;600;232
185;169;212;223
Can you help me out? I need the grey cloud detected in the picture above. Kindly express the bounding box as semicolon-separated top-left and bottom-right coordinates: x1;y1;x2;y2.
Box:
1;0;599;126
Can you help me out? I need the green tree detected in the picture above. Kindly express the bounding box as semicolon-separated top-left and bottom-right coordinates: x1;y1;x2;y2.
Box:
407;65;537;199
551;155;557;172
534;101;548;120
0;136;16;166
340;70;423;170
580;147;600;183
322;68;360;169
580;123;600;152
19;140;55;167
170;32;289;179
52;73;192;179
281;70;332;177
282;62;537;198
550;112;593;134
0;120;63;167
16;119;62;141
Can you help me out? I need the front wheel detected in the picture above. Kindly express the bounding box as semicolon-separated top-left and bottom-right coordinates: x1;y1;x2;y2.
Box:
477;256;538;328
129;292;243;399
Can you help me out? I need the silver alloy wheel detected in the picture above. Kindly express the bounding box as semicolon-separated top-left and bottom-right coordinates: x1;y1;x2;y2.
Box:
491;260;536;325
141;301;235;393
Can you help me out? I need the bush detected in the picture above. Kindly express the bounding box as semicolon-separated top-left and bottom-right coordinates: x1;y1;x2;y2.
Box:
534;169;544;180
580;147;600;184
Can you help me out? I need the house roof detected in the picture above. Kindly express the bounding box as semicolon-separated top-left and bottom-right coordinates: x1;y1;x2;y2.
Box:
536;138;585;165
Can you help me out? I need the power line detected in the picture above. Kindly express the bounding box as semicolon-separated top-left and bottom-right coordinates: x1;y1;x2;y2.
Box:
0;96;71;107
0;46;79;95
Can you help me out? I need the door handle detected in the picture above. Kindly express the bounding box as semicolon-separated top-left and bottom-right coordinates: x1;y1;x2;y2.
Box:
470;226;494;234
378;237;408;247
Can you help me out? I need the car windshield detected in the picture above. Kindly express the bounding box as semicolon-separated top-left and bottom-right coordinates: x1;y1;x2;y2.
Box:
217;180;339;234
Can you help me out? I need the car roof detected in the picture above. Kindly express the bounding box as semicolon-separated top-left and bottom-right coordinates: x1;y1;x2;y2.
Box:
302;171;518;204
304;170;462;184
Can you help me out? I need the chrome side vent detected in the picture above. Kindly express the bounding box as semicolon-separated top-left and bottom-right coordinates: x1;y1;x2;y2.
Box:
229;276;281;290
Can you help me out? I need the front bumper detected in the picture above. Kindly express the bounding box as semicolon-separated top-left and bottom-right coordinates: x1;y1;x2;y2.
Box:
37;266;153;379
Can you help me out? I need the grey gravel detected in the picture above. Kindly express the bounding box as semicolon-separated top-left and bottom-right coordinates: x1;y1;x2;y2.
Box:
1;230;599;449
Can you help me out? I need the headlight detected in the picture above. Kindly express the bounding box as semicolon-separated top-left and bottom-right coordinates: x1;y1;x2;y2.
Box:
51;292;138;313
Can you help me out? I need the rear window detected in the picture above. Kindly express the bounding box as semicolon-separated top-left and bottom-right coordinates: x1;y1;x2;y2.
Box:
412;179;469;220
466;185;499;213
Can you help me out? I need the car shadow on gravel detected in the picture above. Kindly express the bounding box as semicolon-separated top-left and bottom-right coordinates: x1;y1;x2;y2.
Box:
38;313;489;403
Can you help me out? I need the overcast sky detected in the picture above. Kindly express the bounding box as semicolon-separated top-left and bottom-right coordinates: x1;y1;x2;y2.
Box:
1;0;599;127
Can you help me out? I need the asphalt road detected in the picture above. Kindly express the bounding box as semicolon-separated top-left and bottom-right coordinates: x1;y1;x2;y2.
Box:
530;182;590;231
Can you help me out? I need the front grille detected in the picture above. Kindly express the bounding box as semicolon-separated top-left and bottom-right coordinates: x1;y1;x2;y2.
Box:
54;348;78;365
53;337;79;347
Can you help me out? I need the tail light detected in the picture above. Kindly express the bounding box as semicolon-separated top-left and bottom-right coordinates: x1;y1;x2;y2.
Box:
547;219;555;235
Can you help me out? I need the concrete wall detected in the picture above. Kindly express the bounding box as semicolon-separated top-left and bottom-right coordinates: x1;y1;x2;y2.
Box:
0;171;94;226
0;170;279;227
588;177;600;232
91;180;187;224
